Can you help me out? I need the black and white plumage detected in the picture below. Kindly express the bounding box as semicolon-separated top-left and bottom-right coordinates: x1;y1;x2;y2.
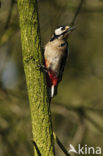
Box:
44;25;75;98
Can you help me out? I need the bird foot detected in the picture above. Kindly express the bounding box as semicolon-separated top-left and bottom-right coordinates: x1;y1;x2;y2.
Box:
38;64;48;73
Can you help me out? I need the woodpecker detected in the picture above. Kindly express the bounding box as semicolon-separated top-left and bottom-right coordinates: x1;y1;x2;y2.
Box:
43;25;75;98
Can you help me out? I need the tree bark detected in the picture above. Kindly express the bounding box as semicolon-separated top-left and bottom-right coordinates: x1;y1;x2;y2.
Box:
17;0;55;155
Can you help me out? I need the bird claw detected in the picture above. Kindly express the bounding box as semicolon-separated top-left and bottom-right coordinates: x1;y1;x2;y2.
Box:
38;64;48;73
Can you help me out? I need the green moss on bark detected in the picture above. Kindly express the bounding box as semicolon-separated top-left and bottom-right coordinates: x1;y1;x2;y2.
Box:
17;0;55;155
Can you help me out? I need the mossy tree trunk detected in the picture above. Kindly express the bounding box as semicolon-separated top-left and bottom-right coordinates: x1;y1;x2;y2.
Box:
17;0;55;155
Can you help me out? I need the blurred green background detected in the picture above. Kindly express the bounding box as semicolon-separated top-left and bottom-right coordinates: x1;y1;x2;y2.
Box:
0;0;103;155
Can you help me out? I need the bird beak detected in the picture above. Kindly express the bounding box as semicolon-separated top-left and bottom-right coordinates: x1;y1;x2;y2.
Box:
67;26;76;32
65;26;76;32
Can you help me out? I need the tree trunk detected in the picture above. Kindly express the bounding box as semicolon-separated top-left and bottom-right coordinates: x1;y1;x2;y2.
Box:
17;0;55;155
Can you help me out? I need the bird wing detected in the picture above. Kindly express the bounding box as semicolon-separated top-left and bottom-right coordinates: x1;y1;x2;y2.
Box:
58;44;68;82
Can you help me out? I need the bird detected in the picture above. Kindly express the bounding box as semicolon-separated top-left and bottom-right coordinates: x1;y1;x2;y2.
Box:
42;25;76;98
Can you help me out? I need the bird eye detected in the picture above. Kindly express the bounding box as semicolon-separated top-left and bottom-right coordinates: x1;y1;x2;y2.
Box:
61;27;65;30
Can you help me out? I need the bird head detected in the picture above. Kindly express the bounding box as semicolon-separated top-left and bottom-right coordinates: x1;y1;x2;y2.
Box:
54;25;76;40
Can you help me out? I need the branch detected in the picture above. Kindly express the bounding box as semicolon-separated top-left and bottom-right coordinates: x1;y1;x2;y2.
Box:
71;0;85;26
52;102;103;115
0;0;18;46
53;132;71;156
17;0;55;155
32;140;41;156
84;114;103;133
52;102;103;133
4;0;14;29
0;27;18;46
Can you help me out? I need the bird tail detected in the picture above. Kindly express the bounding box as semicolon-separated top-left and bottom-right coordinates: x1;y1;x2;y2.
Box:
51;85;54;98
51;85;57;98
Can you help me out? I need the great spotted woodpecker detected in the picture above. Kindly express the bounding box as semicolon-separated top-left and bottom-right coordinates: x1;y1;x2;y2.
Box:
43;25;75;98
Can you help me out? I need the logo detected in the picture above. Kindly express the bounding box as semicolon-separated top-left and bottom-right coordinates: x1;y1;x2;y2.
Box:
68;144;101;155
